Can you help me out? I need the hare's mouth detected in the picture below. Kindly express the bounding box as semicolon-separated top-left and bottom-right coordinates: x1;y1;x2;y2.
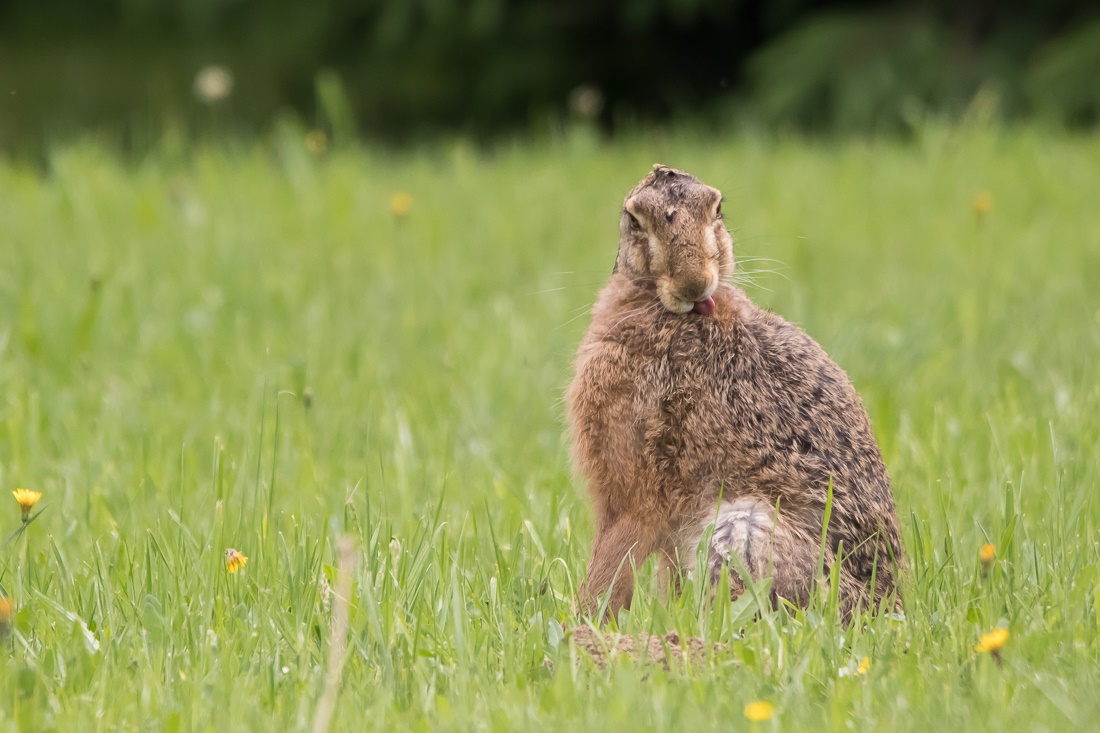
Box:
659;282;718;316
658;292;716;316
692;296;715;316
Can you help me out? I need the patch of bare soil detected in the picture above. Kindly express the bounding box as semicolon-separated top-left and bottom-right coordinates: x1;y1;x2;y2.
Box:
568;625;725;669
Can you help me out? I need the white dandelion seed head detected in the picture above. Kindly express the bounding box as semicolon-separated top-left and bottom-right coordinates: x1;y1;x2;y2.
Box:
194;65;234;104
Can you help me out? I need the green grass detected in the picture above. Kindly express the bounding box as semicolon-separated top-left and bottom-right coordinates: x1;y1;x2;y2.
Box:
1;124;1099;731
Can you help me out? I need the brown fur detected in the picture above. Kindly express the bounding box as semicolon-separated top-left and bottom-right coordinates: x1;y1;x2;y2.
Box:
566;165;904;621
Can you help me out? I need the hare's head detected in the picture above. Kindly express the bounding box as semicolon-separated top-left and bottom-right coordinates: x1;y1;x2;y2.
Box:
615;165;734;315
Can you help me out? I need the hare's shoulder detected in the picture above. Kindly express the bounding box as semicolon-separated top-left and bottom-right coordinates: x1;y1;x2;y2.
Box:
738;308;856;401
732;310;880;452
735;308;890;490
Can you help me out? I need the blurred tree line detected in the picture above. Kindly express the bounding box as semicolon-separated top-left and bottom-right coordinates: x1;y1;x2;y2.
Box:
1;0;1098;149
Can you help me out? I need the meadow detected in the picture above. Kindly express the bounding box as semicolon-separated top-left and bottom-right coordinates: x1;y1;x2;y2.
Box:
0;124;1098;731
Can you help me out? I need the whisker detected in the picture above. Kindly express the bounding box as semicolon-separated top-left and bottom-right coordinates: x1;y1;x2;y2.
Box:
600;300;664;335
736;257;788;266
548;270;618;277
735;281;773;293
735;262;792;285
738;268;790;281
528;283;608;295
733;273;775;290
557;308;595;330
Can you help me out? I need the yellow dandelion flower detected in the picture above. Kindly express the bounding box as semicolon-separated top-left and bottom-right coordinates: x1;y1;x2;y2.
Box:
743;701;775;722
12;489;41;523
305;129;328;156
979;543;996;566
973;191;993;215
390;192;413;218
0;596;13;624
225;548;248;574
975;627;1008;654
857;656;871;675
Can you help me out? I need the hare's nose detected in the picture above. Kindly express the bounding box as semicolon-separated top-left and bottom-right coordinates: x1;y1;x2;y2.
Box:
674;274;714;303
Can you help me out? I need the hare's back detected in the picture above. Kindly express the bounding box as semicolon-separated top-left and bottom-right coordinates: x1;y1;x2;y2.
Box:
728;308;892;503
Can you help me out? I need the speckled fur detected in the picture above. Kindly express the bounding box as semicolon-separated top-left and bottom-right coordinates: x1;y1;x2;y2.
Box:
566;165;904;620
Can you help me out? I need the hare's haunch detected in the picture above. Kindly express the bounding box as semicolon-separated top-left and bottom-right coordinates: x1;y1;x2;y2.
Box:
566;165;904;620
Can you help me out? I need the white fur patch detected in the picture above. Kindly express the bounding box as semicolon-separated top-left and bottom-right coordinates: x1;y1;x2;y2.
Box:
648;234;664;273
705;227;718;257
705;498;775;579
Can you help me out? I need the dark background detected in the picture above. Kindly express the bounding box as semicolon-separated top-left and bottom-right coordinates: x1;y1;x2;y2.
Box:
1;0;1099;150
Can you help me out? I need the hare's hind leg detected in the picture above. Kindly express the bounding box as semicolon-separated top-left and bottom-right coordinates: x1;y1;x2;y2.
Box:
706;498;818;608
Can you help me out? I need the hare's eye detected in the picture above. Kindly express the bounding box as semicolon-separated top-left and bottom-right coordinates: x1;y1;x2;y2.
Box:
715;202;723;219
626;212;642;232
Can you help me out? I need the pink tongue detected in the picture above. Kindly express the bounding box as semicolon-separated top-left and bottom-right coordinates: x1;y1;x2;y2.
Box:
693;296;715;316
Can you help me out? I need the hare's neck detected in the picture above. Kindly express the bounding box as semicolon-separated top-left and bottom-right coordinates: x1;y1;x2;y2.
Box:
584;276;660;334
599;274;657;307
588;278;751;341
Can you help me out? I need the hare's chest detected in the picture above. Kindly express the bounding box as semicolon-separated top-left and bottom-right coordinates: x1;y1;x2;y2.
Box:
573;344;713;458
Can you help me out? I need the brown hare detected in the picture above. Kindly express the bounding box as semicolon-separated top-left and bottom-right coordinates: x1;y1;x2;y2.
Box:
566;165;904;621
